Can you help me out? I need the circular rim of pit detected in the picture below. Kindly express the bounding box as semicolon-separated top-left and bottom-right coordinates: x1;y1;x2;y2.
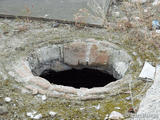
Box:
14;38;132;100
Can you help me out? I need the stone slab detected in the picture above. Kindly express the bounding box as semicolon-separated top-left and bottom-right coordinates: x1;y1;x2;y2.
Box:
0;0;108;25
135;65;160;120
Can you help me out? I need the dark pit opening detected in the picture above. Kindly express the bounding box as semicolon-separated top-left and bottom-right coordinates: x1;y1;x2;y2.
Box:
40;68;117;89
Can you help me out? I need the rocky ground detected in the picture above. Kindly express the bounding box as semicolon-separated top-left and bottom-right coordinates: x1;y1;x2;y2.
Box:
0;0;160;120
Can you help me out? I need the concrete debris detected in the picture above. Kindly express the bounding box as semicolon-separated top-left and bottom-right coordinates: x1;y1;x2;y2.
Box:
109;111;124;120
139;62;155;81
4;97;11;102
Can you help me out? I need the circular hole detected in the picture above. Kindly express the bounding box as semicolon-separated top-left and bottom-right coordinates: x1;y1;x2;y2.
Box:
40;68;117;89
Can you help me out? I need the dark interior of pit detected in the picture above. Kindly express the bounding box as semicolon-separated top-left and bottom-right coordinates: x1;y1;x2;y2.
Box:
40;68;117;89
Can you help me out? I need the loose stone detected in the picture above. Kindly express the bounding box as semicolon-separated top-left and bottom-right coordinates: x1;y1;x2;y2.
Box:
109;111;124;120
139;62;155;81
41;95;47;101
33;114;42;120
49;111;57;117
63;41;87;66
4;97;11;102
114;107;121;110
125;96;131;101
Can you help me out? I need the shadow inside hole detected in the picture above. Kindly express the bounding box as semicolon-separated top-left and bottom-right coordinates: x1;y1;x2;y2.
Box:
40;68;117;89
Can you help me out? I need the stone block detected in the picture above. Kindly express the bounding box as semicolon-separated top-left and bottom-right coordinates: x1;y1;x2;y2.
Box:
37;45;60;63
88;44;109;66
63;42;87;66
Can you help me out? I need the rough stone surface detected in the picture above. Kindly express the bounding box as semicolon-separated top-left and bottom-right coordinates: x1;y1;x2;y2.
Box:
37;45;60;63
27;45;62;75
63;41;109;67
63;42;87;66
88;44;109;66
113;62;129;79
